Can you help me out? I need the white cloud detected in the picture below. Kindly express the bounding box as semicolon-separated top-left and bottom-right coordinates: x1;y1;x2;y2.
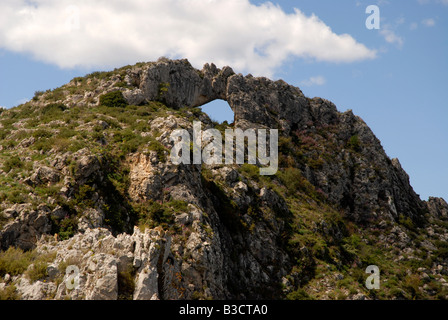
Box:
0;0;376;76
418;0;448;5
16;98;30;105
395;17;405;25
422;18;436;27
376;0;391;5
379;25;404;48
300;76;326;87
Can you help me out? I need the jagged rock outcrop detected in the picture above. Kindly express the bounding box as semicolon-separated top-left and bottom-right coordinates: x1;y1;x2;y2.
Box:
9;227;173;300
24;164;60;187
119;59;427;224
427;197;448;218
0;204;52;251
139;59;233;109
124;58;311;132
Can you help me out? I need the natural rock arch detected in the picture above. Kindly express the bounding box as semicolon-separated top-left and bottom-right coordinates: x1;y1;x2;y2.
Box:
199;98;234;124
124;58;317;133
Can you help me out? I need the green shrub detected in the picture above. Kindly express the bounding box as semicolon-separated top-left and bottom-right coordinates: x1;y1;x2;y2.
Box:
87;70;115;81
99;91;127;108
141;201;174;227
57;217;78;241
278;136;294;155
158;82;170;98
398;215;416;232
0;247;35;277
308;157;325;170
31;138;53;152
2;155;23;173
276;167;315;197
148;139;167;162
67;140;87;153
137;199;189;230
24;250;56;282
117;264;136;300
0;128;10;141
10;130;29;141
50;137;72;152
0;284;20;300
45;88;65;101
403;274;422;299
32;91;45;101
26;261;49;282
1;139;17;149
286;288;314;300
25;117;40;128
238;163;259;182
34;185;61;198
434;240;448;259
114;81;131;89
1;118;16;130
0;212;7;230
6;190;27;204
41;103;66;117
107;168;130;195
347;135;361;152
168;199;189;213
32;128;53;139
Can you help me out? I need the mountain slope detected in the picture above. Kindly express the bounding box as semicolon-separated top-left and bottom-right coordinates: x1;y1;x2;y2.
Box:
0;58;447;300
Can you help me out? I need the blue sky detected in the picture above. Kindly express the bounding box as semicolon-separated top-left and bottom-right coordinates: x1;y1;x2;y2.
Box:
0;0;446;201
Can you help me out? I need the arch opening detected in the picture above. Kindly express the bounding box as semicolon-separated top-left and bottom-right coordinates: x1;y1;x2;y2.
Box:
199;99;234;125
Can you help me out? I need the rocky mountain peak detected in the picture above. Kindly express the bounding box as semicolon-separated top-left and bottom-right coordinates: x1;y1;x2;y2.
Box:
0;58;447;300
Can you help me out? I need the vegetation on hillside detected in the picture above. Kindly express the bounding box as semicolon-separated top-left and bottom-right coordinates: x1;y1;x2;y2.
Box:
0;66;447;300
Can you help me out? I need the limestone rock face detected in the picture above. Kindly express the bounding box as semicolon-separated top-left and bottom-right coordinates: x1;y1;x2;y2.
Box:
226;74;310;132
72;148;103;186
138;59;234;109
9;227;171;300
0;205;52;251
128;152;163;201
427;197;448;218
24;165;60;186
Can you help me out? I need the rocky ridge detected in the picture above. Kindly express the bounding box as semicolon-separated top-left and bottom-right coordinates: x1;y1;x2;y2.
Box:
0;58;447;300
